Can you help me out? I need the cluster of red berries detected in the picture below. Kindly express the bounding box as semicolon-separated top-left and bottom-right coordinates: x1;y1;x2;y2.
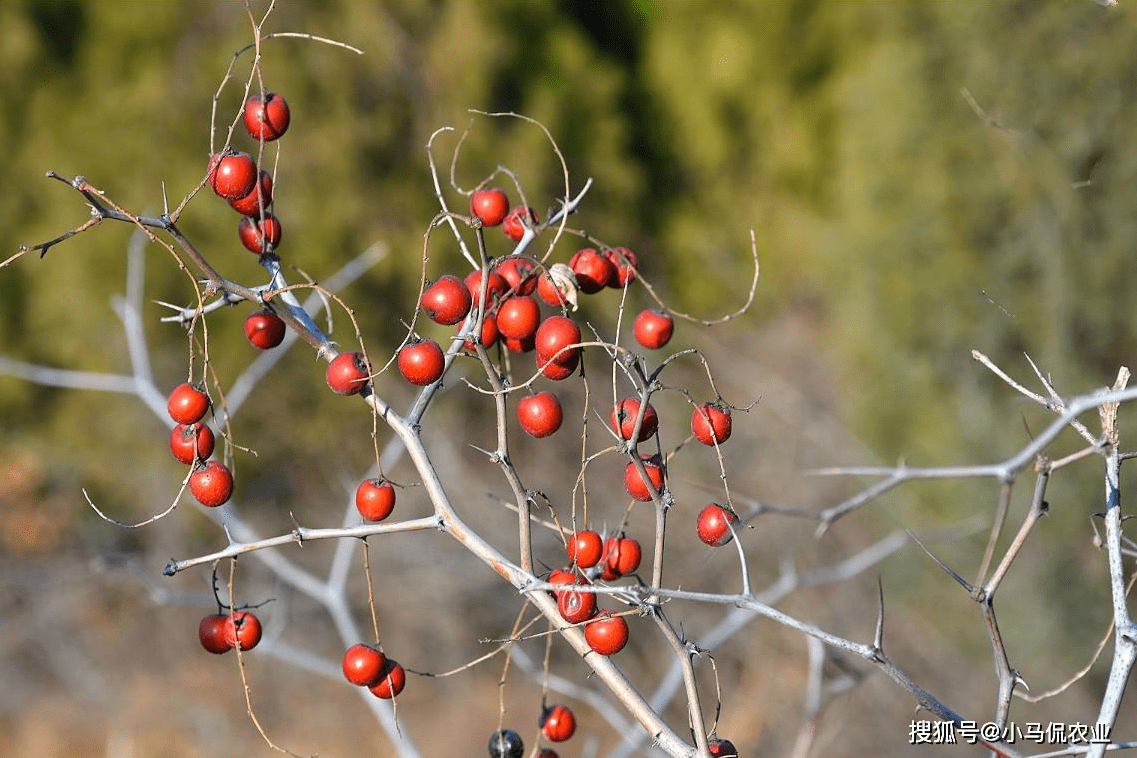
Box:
341;643;406;699
198;610;262;654
476;190;676;351
611;396;739;545
206;90;292;351
545;532;637;655
167;382;234;507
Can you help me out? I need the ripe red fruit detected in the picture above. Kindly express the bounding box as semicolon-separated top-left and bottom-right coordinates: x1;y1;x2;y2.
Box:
567;530;603;569
170;422;216;465
517;391;563;438
697;504;739;547
355;478;396;522
540;704;577;742
228;169;273;216
465;270;510;309
535;315;581;365
224;610;262;651
633;309;674;350
398;339;445;385
238;213;283;254
708;739;739;758
536;269;571;307
557;584;597;624
502;205;539;241
167;383;210;425
605;247;638;288
244;309;286;349
503;333;536;354
546;568;579;598
368;657;406;699
623;456;664;502
537;751;559;758
601;535;642;580
326;351;371;395
585;610;629;655
496;295;542;340
421;274;472;326
471;187;510;226
494;257;537;295
610;398;658;443
569;247;615;294
489;729;525;758
464;315;499;351
199;613;232;654
190;460;234;507
342;643;387;686
243;91;290;141
208;151;258;200
692;402;733;446
536;351;578;380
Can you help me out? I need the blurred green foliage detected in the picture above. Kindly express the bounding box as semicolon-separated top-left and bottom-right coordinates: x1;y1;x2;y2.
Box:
3;0;1134;521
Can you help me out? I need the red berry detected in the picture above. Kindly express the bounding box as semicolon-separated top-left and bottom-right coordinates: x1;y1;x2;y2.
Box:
535;315;581;366
708;739;739;758
567;530;603;569
536;351;578;380
557;584;597;624
494;257;538;295
537;751;559;758
623;455;664;502
503;333;536;354
601;535;642;580
244;309;286;349
355;478;396;522
238;213;283;254
342;643;386;686
471;187;510;226
536;269;572;307
398;339;445;385
463;315;499;352
243;91;290;141
167;383;210;425
465;269;510;309
228;170;273;216
547;568;579;598
585;610;629;655
208;151;258;200
697;504;739;547
569;247;614;294
605;247;638;288
190;459;234;507
633;309;673;350
170;422;216;465
496;295;542;340
224;610;262;651
368;657;406;699
199;613;232;654
421;274;473;326
517;391;563;438
610;398;658;443
502;205;539;241
692;402;732;446
326;351;371;395
540;704;577;743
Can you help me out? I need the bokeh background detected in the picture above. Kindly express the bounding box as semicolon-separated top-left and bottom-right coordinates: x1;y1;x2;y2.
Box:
2;1;1137;756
